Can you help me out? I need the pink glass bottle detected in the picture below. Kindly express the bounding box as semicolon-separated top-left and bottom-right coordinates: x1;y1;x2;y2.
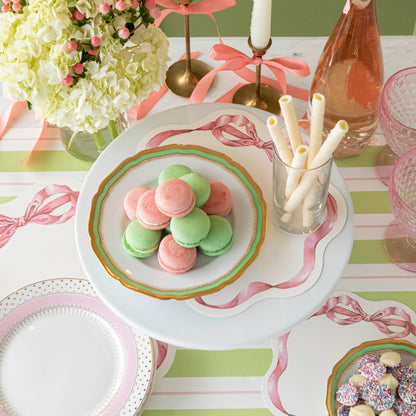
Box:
309;0;384;158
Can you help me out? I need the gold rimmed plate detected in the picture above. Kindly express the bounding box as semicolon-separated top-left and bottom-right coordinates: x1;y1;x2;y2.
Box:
88;144;267;300
326;338;416;415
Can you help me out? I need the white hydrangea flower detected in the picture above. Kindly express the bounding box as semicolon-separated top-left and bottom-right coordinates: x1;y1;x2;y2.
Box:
0;0;169;133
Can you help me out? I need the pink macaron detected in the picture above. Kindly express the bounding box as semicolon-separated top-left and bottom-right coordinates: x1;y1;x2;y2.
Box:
123;186;150;221
136;188;171;230
155;178;195;218
200;181;232;216
158;234;197;274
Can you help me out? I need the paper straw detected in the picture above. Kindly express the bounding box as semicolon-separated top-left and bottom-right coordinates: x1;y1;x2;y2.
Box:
285;144;309;198
307;93;326;167
279;95;303;152
267;115;292;165
284;120;348;213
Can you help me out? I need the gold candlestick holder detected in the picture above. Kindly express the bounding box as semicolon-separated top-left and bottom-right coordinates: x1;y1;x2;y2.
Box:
232;38;280;114
165;0;212;98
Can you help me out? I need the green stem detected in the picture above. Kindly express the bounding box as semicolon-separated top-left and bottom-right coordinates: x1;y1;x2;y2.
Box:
108;120;118;140
92;131;106;149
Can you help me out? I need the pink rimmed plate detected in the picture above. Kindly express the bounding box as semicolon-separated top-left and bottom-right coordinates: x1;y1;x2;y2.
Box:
0;278;154;416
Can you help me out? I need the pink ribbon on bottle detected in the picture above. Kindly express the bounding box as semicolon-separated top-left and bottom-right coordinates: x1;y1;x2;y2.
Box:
0;184;79;249
268;294;416;416
188;43;310;104
155;0;236;40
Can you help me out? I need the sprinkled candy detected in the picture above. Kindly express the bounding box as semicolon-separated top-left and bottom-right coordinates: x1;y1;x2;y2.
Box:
358;354;379;370
398;382;416;405
360;361;387;381
337;405;351;416
11;3;20;11
391;365;416;383
393;399;416;416
368;384;395;412
1;4;10;11
336;382;359;406
359;380;378;401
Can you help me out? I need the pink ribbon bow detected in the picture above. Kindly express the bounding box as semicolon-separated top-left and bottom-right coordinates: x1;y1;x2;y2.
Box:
189;43;310;104
0;184;79;249
155;0;236;40
314;294;416;338
146;113;274;160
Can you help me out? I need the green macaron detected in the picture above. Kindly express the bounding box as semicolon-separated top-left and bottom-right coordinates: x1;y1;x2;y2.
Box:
170;207;210;248
199;215;233;256
123;220;162;258
179;172;211;207
158;164;193;185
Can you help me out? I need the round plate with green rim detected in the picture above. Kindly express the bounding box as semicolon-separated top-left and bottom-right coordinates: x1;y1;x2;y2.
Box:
88;144;267;300
326;338;416;415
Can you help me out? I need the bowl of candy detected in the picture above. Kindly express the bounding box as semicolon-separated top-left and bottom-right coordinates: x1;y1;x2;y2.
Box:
327;338;416;416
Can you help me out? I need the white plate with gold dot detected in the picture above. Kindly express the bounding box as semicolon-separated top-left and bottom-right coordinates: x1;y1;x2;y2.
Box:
0;278;154;416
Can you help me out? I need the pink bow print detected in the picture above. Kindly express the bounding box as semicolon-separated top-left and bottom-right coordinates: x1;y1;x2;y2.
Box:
0;184;79;249
146;113;274;160
314;294;416;338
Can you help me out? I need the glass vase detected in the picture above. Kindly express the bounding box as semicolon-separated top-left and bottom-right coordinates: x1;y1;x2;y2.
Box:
60;115;128;162
309;0;384;158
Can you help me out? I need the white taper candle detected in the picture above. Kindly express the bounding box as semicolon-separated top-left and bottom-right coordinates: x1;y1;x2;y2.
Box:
250;0;272;50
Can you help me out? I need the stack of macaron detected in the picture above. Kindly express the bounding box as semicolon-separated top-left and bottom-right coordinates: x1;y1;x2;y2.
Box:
122;164;234;274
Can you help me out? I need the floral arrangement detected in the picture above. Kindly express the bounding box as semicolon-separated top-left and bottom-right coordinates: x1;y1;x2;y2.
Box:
0;0;169;143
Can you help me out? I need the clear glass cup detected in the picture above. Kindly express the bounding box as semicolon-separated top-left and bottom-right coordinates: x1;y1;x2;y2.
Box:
375;67;416;185
384;147;416;272
272;145;333;235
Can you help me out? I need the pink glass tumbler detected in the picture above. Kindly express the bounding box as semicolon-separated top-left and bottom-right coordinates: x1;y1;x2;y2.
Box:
375;67;416;185
384;147;416;272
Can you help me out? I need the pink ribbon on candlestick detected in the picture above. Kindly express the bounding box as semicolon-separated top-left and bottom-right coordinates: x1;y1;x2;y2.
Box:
267;294;416;416
155;0;236;40
0;184;79;249
188;43;310;104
